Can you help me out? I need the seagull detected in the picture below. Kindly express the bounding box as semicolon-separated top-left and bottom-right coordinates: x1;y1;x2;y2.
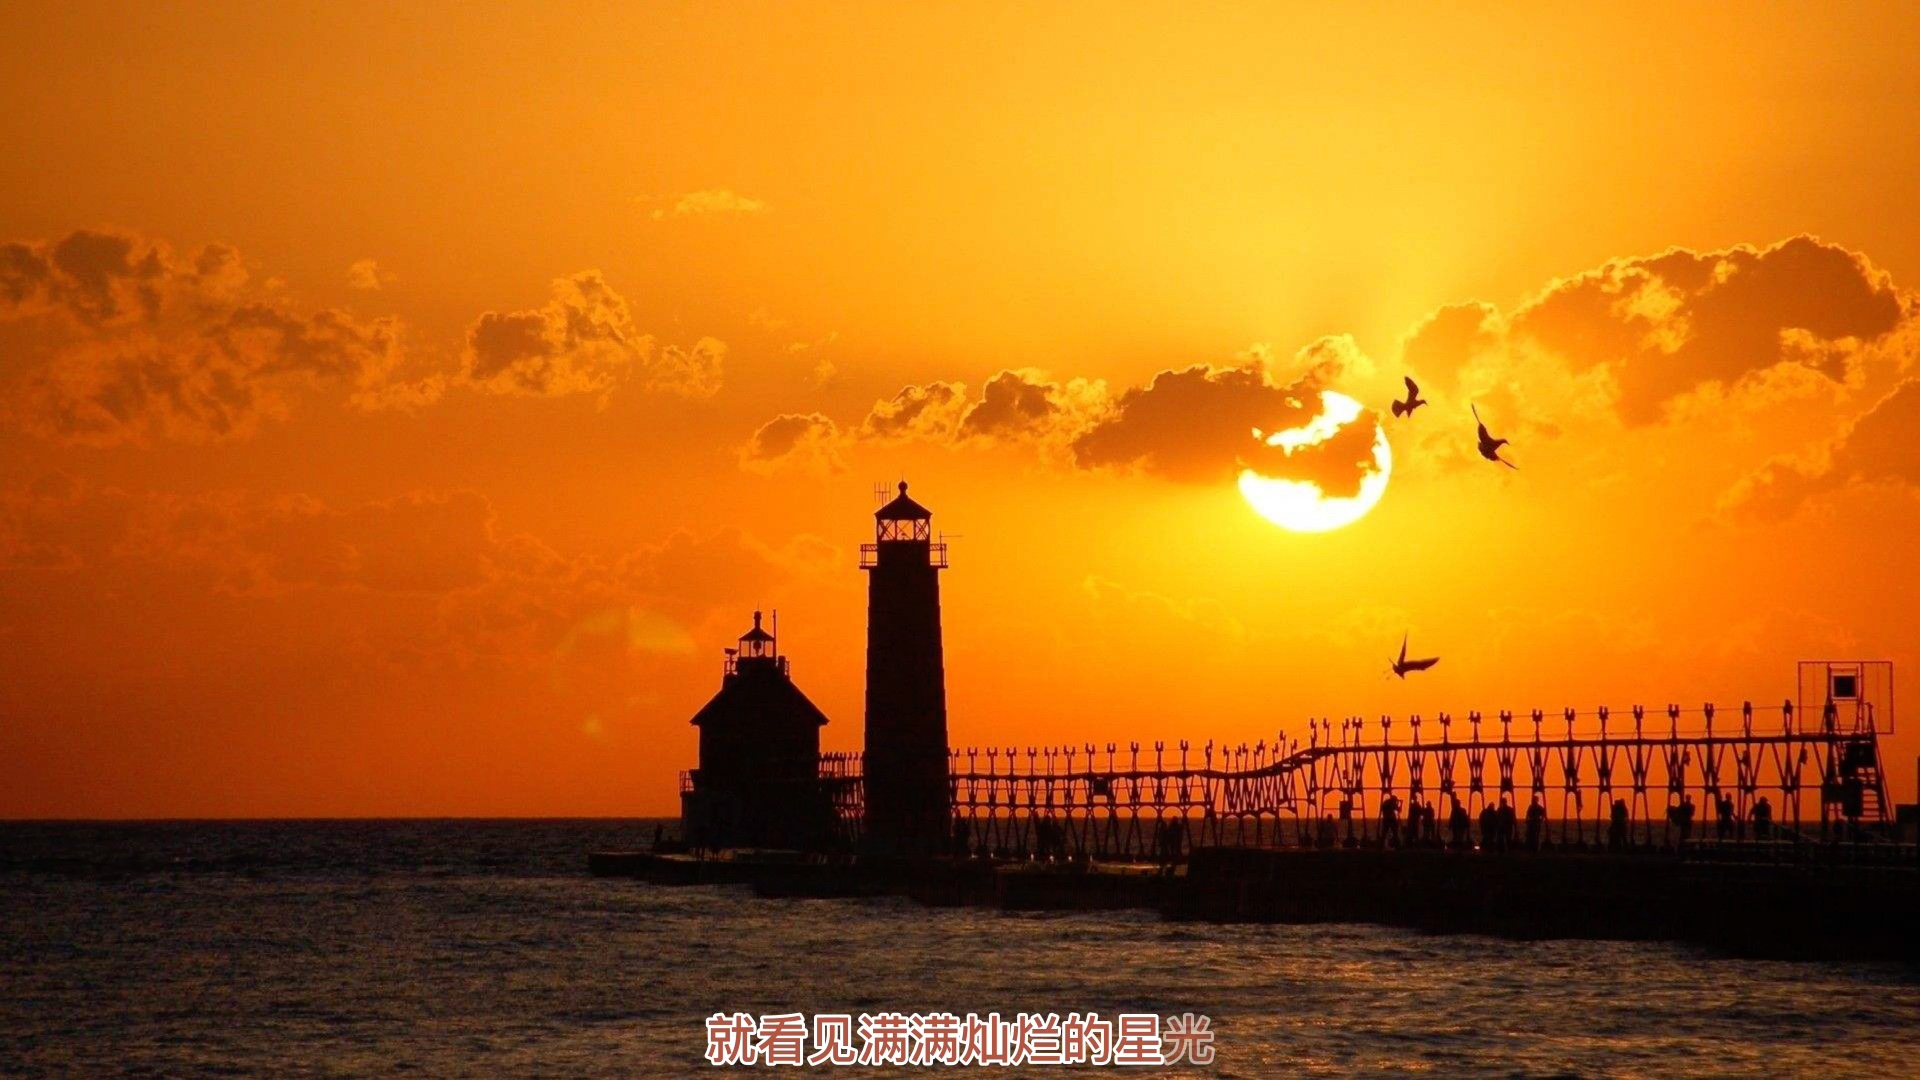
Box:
1473;404;1516;469
1391;376;1427;418
1391;633;1439;679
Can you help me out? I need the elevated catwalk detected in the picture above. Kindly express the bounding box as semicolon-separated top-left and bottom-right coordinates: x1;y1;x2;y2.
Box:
822;663;1899;863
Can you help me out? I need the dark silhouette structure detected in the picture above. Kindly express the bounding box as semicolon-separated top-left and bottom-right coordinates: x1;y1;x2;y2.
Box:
680;612;835;851
918;681;1897;863
664;487;1899;875
626;494;1911;961
1391;376;1427;418
860;482;952;856
1391;633;1439;678
1473;404;1516;468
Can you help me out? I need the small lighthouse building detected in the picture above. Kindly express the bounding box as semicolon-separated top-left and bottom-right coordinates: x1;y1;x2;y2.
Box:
680;612;835;851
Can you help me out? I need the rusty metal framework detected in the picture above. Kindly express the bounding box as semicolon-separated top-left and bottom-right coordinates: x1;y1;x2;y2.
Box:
818;698;1895;862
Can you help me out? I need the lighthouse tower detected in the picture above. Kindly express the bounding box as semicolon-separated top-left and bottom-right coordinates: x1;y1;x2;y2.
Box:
860;481;951;856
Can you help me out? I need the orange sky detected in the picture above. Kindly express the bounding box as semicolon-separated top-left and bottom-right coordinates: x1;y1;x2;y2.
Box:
4;2;1920;817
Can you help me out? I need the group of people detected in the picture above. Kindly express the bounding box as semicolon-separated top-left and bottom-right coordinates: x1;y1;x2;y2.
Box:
1364;789;1780;852
1604;792;1775;850
952;816;1079;862
1363;792;1552;851
941;788;1787;863
947;815;1189;866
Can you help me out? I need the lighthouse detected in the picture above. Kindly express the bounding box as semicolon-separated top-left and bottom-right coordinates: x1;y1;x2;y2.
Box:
681;611;834;852
861;481;951;855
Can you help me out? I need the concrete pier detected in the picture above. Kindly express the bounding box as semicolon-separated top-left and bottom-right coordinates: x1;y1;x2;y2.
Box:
1174;847;1918;962
590;846;1918;963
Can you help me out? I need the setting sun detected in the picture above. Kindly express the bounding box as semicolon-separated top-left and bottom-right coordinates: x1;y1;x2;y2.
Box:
1238;391;1392;533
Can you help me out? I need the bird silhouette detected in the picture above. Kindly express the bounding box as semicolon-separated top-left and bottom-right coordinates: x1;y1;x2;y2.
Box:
1473;404;1516;468
1391;376;1427;418
1391;633;1439;679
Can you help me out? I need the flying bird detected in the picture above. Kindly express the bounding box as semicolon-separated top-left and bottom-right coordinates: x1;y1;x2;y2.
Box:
1391;376;1427;418
1391;633;1439;679
1473;404;1516;469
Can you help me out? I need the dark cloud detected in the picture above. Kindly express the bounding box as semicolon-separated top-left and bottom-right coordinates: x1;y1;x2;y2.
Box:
1827;380;1920;482
1725;379;1920;519
0;231;163;325
859;381;967;440
0;476;832;676
1399;301;1501;383
44;231;164;323
463;271;721;398
0;242;51;306
217;304;400;380
740;412;843;476
1238;406;1383;500
466;311;552;384
1285;335;1376;387
742;352;1371;490
1510;236;1905;423
733;237;1912;491
655;338;726;398
959;370;1064;440
29;339;269;444
465;271;647;397
1070;361;1322;483
0;230;419;445
1064;351;1382;495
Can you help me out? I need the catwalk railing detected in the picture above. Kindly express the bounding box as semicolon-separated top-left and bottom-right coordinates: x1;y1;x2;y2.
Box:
817;700;1896;862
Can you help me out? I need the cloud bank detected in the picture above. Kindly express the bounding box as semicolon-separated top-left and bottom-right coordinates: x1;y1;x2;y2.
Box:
0;230;419;444
744;337;1385;498
1401;236;1910;425
463;270;724;399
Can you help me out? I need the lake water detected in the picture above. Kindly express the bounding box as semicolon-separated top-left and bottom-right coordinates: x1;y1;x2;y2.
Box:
3;820;1916;1077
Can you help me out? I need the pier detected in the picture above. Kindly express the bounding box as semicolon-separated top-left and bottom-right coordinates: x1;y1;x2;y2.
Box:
601;668;1915;962
605;483;1916;964
589;839;1917;963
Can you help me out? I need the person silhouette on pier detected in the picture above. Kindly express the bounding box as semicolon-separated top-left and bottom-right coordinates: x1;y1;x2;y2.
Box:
1448;794;1471;851
1525;797;1547;851
1714;793;1736;841
1478;802;1499;852
1380;792;1403;848
1752;795;1774;840
1672;795;1696;843
1495;798;1517;852
1315;815;1338;850
1154;818;1185;871
1608;799;1630;852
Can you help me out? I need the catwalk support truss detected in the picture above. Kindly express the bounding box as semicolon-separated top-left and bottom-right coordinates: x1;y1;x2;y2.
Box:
820;690;1894;863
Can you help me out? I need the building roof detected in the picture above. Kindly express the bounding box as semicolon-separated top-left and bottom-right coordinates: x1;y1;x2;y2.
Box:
690;670;830;729
875;480;931;521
